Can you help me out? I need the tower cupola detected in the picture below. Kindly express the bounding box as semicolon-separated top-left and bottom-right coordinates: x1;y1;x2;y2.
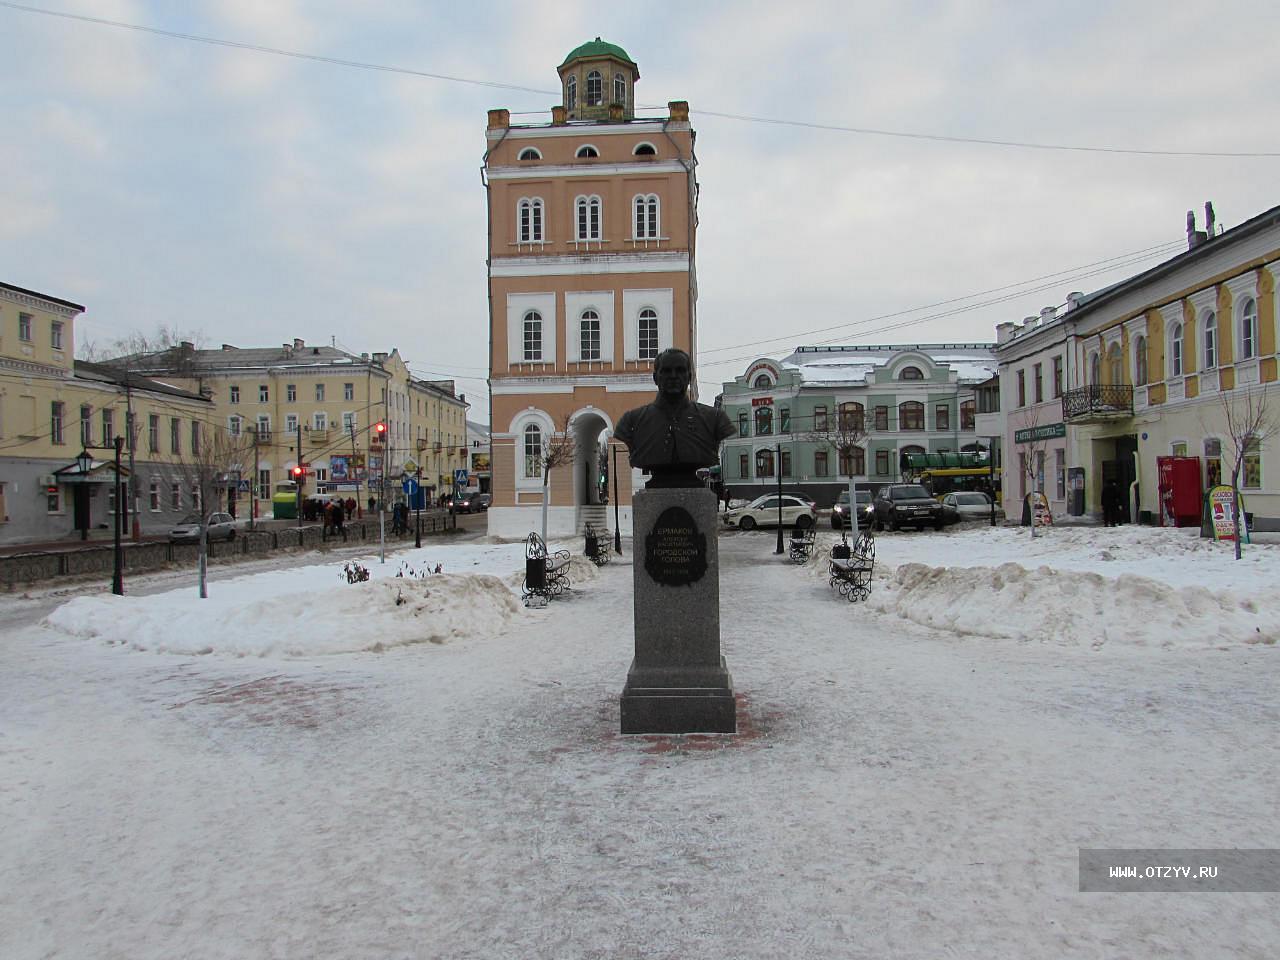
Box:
558;37;638;122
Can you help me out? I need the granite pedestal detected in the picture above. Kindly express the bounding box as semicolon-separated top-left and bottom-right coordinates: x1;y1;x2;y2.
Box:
620;487;736;734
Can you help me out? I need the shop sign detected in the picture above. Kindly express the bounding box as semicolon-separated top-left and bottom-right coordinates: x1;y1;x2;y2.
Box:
751;396;773;407
1209;485;1249;542
1014;422;1066;444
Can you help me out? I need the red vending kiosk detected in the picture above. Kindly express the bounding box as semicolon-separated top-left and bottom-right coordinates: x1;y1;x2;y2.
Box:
1156;456;1203;527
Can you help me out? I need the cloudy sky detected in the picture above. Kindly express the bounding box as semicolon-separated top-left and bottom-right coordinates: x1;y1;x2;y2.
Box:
3;1;1278;424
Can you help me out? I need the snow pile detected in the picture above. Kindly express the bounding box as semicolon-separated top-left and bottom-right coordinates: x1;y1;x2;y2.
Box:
869;562;1275;648
44;573;522;656
801;525;1280;648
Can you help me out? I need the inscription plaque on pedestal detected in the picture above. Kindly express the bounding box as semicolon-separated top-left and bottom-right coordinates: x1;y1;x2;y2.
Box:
644;506;707;587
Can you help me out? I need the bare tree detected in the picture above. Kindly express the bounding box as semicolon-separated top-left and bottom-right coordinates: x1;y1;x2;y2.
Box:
1013;405;1052;538
76;325;205;363
804;405;868;503
1218;386;1278;559
182;420;255;598
531;415;577;541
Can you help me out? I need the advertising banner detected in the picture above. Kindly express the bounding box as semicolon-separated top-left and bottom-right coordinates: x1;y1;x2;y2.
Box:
330;455;350;482
1209;485;1249;542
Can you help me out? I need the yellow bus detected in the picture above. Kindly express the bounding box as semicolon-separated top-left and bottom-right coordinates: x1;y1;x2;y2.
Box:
901;452;1001;503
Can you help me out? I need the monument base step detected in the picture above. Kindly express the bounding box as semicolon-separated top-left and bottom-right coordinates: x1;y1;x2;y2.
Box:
620;683;737;734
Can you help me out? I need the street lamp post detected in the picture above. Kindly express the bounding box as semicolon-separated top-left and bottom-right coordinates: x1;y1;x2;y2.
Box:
612;443;622;554
414;466;422;548
774;442;784;555
76;437;125;595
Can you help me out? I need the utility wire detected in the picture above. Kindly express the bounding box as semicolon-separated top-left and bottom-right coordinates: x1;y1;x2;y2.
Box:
3;1;1277;159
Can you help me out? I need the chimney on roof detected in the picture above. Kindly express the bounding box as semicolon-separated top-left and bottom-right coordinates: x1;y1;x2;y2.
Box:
294;338;305;350
1066;291;1084;311
996;322;1018;344
1205;201;1216;237
221;343;237;351
1040;306;1056;323
1187;209;1207;249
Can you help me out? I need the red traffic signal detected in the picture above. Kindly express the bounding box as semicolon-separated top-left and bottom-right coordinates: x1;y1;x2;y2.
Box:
290;464;305;479
374;421;387;437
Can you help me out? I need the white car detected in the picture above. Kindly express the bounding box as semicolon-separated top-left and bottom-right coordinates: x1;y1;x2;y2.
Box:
723;494;815;531
940;491;997;520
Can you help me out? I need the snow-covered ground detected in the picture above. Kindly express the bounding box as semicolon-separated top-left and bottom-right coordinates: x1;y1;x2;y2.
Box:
2;523;1277;958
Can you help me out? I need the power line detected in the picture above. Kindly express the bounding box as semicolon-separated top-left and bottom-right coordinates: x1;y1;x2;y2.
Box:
3;1;1277;159
694;240;1185;371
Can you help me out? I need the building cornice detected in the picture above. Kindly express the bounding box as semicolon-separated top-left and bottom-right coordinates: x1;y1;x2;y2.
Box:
490;252;689;278
487;121;689;142
0;282;85;315
487;159;686;180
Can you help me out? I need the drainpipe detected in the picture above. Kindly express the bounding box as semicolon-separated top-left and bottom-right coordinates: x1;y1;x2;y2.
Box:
1130;448;1141;526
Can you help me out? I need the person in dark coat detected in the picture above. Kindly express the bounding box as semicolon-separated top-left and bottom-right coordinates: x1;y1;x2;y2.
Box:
1101;479;1122;527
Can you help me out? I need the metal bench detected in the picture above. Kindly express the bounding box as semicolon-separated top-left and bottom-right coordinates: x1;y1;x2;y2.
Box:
788;525;817;563
522;532;572;606
829;532;875;602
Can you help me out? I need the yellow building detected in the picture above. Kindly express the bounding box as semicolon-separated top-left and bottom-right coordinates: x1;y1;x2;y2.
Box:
483;39;701;537
119;340;469;515
0;281;214;544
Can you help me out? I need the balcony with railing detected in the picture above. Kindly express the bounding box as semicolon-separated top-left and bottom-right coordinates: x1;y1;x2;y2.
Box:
1061;384;1134;422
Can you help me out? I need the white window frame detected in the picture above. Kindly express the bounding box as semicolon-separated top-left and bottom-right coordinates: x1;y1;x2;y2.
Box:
1168;321;1184;377
315;383;325;402
342;412;356;435
1133;335;1148;385
51;321;63;350
632;141;658;156
565;292;614;362
637;308;659;361
1238;296;1258;361
517;197;545;243
579;310;601;361
149;478;161;511
256;414;271;437
506;293;556;366
228;415;242;437
517;147;542;161
522;310;543;362
632;193;660;240
565;75;576;112
285;413;298;434
230;385;240;404
1203;311;1217;369
622;288;673;362
344;382;354;401
575;194;602;241
313;412;328;431
613;72;626;107
585;70;602;106
18;312;32;341
259;384;269;403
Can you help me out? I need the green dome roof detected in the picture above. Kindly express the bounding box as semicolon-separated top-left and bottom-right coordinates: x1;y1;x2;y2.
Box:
559;37;637;71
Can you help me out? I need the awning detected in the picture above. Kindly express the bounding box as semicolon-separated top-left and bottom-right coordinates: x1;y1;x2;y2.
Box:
52;459;130;485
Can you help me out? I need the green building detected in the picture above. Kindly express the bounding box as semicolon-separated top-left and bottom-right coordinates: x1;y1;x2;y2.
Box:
718;344;999;505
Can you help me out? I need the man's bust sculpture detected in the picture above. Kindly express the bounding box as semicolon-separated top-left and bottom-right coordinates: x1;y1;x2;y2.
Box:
614;348;735;488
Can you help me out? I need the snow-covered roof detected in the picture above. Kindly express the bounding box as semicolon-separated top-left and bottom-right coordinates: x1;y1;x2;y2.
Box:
780;344;997;387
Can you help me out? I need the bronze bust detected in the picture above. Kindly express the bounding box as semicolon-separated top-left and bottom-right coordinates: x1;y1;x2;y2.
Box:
614;348;735;487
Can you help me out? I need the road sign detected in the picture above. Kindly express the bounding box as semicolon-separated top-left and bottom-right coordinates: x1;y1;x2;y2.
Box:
402;457;418;475
454;468;469;485
402;476;419;496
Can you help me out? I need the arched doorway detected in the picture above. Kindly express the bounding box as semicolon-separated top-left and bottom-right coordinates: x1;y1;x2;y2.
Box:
569;408;613;532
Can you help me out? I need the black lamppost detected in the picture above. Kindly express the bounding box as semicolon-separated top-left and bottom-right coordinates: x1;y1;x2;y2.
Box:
76;436;124;595
611;443;622;554
414;466;422;548
756;445;784;554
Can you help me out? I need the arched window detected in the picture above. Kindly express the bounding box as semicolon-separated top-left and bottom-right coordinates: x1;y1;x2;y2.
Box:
1134;335;1148;385
565;76;576;112
580;309;601;361
633;142;657;156
838;445;866;477
899;366;924;380
575;144;599;159
517;147;541;161
586;70;602;106
752;373;772;389
1240;297;1257;360
960;400;976;430
899;401;924;430
755;406;773;436
638;308;659;360
755;448;774;478
1089;352;1101;385
1107;343;1122;385
522;311;543;362
517;197;544;243
1203;312;1217;368
613;73;626;106
838;402;864;433
523;424;543;479
575;195;601;240
633;194;659;239
1170;322;1184;376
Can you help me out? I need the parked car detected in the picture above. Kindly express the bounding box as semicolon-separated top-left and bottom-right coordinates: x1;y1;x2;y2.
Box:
870;484;956;531
723;494;815;531
831;489;874;529
470;493;492;512
941;491;998;521
169;512;236;543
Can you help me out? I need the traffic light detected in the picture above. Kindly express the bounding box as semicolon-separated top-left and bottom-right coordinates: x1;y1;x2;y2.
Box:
291;464;305;480
373;421;387;440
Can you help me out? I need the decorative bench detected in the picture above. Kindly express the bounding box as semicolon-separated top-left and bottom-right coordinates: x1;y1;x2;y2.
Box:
788;525;817;563
583;522;611;567
522;532;572;606
829;532;875;602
